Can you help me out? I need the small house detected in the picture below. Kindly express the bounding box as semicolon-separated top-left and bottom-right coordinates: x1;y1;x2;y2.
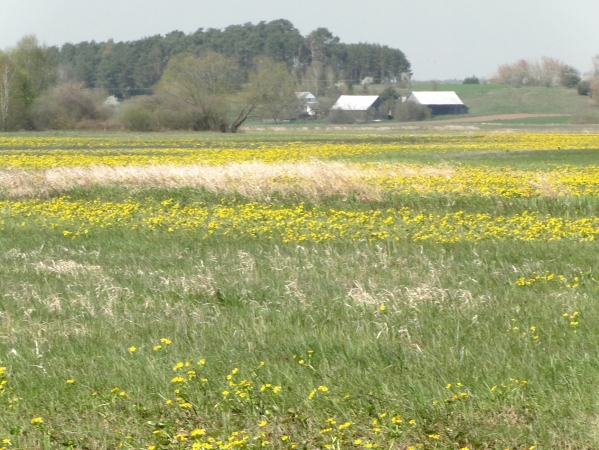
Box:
330;95;388;122
296;92;319;117
406;91;468;115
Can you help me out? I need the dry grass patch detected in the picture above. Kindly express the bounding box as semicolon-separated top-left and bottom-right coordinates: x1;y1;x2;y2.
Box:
0;162;455;200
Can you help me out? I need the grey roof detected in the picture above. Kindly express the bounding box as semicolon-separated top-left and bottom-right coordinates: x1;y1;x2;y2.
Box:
408;91;465;106
331;95;382;111
296;92;318;102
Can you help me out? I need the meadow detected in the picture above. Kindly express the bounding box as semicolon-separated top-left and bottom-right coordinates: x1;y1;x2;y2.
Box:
0;130;599;449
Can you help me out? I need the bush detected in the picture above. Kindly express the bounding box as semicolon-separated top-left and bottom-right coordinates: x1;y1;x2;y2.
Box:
394;101;431;122
577;80;591;96
463;76;480;85
119;101;157;132
33;82;111;130
562;72;581;88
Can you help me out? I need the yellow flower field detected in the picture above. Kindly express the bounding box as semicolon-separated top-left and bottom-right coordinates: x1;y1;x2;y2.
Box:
0;133;598;169
1;197;597;243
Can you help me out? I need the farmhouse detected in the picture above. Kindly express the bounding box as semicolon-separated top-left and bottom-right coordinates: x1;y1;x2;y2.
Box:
296;92;319;117
330;95;388;121
406;91;468;115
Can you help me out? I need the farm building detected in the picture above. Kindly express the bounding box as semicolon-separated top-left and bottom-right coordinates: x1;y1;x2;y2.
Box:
296;92;319;117
330;95;388;121
406;91;468;115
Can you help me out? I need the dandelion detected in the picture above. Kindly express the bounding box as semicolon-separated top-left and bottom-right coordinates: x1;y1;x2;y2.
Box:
379;305;386;311
66;379;75;384
153;345;162;351
128;346;136;353
259;421;267;427
31;417;43;425
160;338;172;345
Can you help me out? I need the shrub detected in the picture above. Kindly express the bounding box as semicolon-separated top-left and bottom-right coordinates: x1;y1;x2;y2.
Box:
33;82;110;130
119;101;157;132
577;80;591;96
394;101;431;122
463;76;480;85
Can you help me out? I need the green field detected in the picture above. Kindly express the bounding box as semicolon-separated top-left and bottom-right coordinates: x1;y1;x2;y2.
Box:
1;131;599;449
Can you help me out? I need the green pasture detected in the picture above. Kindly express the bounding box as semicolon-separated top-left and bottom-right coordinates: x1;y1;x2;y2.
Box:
0;132;599;449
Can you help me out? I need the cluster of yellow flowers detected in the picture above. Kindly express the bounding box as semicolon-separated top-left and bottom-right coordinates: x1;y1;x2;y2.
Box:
1;133;599;169
508;319;540;340
515;270;592;289
362;164;599;198
2;197;599;243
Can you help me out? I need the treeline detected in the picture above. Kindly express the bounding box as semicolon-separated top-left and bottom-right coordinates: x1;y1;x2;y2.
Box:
49;20;410;95
0;20;411;132
491;57;581;88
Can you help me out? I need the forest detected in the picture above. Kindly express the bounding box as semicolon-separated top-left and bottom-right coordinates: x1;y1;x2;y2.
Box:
0;20;411;131
50;20;410;96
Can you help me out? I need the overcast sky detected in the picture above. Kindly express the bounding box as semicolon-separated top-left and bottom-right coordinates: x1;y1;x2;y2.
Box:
1;0;597;80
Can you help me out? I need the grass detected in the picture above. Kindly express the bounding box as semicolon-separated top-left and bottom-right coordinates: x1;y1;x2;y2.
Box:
0;131;599;449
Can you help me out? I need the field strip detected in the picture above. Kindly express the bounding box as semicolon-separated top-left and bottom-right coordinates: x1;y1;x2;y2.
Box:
2;162;599;199
434;113;570;123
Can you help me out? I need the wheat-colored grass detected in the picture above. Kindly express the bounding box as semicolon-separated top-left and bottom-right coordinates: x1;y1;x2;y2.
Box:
0;162;455;200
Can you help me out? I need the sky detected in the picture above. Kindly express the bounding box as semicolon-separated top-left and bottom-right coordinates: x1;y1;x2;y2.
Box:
1;0;598;80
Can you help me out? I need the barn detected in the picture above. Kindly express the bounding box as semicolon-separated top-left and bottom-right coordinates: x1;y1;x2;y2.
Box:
406;91;468;115
330;95;388;121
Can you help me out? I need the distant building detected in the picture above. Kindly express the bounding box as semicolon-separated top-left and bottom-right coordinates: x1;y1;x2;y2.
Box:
104;95;120;107
330;95;388;121
360;76;374;86
406;91;468;115
295;92;319;117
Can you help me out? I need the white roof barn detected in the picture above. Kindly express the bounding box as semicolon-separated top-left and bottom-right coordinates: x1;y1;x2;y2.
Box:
406;91;468;115
331;95;384;111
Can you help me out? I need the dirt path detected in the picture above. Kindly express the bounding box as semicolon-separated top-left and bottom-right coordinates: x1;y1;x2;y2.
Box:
434;113;569;123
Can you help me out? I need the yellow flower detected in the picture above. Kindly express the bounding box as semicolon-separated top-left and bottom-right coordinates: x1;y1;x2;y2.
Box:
281;436;289;441
259;420;267;427
160;338;172;345
31;417;43;425
379;305;386;311
171;376;186;384
66;379;75;384
153;345;162;351
128;346;136;353
428;434;440;439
